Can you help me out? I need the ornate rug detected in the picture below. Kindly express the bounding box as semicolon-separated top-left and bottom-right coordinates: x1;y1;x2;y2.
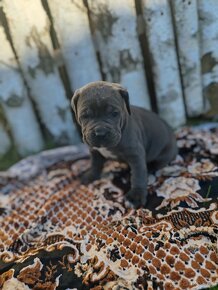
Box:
0;127;217;290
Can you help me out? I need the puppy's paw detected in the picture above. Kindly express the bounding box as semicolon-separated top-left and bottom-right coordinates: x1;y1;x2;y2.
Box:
125;187;147;208
80;169;100;185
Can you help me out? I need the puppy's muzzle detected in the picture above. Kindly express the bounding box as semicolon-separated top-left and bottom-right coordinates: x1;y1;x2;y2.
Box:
84;125;121;148
91;126;109;144
94;127;107;138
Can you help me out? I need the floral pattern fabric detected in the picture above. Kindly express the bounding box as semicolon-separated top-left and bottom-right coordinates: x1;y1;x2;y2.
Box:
0;127;217;290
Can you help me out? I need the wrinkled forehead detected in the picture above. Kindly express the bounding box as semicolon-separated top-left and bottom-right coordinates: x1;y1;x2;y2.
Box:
77;86;123;112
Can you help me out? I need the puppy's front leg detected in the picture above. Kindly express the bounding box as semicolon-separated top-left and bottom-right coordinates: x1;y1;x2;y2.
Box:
81;149;105;185
125;150;148;208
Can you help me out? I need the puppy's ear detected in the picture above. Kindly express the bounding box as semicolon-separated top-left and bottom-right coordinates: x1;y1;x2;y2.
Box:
112;83;131;115
71;89;80;119
118;88;131;115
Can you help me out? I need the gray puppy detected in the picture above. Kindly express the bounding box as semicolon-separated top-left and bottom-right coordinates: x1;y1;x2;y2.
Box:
71;81;177;208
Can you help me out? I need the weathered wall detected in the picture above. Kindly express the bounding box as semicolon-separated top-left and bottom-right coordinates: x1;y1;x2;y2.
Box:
0;11;44;156
0;0;216;163
198;0;218;117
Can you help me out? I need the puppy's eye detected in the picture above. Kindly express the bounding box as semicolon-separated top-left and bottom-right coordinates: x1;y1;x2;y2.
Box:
111;111;119;117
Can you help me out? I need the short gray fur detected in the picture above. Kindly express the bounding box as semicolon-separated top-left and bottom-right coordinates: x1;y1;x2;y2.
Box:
71;81;177;208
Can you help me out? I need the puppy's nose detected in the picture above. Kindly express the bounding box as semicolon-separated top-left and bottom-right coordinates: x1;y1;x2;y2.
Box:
94;127;107;137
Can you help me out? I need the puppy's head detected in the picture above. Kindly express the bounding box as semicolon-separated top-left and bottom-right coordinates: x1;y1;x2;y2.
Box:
71;81;131;148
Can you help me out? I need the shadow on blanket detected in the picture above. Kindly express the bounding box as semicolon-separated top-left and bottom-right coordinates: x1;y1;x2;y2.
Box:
0;127;217;290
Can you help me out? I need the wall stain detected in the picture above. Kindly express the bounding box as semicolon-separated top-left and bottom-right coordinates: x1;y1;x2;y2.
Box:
108;66;120;83
4;94;24;107
26;26;54;78
57;106;67;122
164;38;174;47
160;90;178;103
120;49;139;72
0;6;16;49
199;12;215;26
71;0;87;13
91;3;118;43
57;130;70;145
204;82;218;116
201;52;217;74
0;7;4;27
107;50;139;82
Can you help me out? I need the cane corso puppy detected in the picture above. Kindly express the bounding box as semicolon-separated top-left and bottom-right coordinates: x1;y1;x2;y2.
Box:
71;81;177;208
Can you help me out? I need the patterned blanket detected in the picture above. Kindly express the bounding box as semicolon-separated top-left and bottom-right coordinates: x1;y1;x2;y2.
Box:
0;127;217;290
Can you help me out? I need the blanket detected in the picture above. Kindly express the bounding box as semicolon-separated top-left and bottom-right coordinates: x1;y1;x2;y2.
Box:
0;127;217;290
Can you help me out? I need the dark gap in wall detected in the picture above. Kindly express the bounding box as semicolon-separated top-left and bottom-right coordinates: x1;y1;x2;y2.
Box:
169;0;188;118
0;104;14;152
41;0;59;48
83;0;105;80
58;66;73;99
96;51;106;80
135;0;158;113
0;104;9;134
196;5;208;112
0;6;17;60
41;0;73;99
41;0;82;141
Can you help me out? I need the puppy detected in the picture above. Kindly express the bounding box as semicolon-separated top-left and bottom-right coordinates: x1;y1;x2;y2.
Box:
71;81;177;208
